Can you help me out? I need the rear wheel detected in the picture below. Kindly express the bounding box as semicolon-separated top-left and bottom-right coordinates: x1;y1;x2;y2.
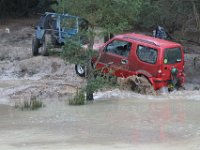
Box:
41;34;51;56
128;75;156;95
32;37;39;56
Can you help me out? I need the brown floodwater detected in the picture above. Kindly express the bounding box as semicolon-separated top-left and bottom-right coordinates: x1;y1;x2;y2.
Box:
0;88;200;150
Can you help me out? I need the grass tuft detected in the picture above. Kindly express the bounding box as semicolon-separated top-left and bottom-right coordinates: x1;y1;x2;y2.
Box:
15;96;44;110
69;88;85;105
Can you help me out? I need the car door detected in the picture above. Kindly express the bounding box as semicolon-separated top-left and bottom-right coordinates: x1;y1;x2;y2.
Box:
98;39;132;78
161;46;184;81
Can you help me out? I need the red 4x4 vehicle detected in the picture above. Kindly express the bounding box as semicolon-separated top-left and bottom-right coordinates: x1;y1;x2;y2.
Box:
76;33;185;91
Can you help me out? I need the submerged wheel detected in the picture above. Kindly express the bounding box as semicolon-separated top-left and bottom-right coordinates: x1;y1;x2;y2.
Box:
128;75;156;95
32;37;39;56
75;64;86;77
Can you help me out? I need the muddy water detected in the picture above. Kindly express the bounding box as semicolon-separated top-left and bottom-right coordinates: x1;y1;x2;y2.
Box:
0;89;200;150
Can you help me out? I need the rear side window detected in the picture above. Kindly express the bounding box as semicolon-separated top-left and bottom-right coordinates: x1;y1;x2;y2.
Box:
136;45;157;64
105;40;132;57
164;47;182;64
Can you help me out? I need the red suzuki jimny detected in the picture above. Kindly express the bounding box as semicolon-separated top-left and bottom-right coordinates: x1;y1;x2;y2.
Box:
75;33;185;91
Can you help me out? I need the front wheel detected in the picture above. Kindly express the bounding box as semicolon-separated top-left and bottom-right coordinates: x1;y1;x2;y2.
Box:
75;64;86;77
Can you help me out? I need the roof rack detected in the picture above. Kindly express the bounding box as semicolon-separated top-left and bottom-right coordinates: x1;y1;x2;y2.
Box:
124;36;160;47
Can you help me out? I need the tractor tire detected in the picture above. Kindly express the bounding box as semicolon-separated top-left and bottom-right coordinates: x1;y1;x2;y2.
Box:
41;34;51;56
75;64;86;77
32;37;39;56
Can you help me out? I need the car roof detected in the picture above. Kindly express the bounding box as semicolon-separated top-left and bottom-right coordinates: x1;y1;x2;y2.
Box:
45;12;80;19
115;33;181;48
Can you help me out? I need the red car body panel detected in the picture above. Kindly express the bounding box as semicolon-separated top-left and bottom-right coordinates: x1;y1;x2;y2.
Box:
94;33;185;90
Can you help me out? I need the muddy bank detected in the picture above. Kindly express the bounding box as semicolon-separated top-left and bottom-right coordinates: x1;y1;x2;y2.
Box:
0;25;87;105
0;57;85;105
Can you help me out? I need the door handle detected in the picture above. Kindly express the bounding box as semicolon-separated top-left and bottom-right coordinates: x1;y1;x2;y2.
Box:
121;59;128;64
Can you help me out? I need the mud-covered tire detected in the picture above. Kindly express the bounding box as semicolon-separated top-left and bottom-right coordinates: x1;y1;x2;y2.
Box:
128;75;156;95
75;64;86;77
32;37;39;56
41;34;51;56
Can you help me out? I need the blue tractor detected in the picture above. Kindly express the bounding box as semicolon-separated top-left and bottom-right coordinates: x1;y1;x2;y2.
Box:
32;12;90;56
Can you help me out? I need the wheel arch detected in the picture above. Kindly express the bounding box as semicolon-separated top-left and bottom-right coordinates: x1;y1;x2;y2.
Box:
136;70;154;86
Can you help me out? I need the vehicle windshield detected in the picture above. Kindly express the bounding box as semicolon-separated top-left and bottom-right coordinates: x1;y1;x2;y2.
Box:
164;47;182;64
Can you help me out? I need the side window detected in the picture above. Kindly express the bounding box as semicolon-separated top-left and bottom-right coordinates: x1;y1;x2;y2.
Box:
136;45;157;64
105;40;131;57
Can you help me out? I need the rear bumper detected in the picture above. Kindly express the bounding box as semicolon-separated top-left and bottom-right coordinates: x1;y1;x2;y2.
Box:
151;75;185;90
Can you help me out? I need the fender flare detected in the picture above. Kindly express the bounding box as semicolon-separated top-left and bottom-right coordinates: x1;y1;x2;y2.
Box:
135;69;154;85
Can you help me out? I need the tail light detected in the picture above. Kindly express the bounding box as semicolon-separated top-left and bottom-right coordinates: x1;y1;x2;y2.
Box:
157;65;163;77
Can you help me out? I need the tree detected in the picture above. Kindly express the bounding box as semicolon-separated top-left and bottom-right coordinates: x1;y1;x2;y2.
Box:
53;0;143;36
55;1;144;104
137;0;200;33
0;0;57;18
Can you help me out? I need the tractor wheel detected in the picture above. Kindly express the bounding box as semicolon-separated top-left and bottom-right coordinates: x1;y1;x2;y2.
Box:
41;34;51;56
32;37;39;56
75;64;86;77
127;75;156;95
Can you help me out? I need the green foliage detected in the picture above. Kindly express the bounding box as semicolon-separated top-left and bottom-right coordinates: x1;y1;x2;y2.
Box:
1;0;200;35
68;75;117;105
53;0;200;36
53;0;143;34
61;39;97;65
61;38;118;104
137;0;200;32
136;0;161;28
86;75;117;94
